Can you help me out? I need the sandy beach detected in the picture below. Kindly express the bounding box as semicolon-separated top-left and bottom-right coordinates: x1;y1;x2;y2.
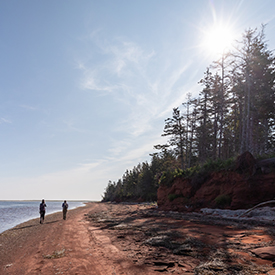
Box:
1;202;275;274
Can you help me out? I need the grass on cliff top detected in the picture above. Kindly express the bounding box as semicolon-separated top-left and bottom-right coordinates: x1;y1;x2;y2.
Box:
159;157;235;187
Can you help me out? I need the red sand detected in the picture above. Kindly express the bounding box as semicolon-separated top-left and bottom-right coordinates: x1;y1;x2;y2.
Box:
0;202;275;274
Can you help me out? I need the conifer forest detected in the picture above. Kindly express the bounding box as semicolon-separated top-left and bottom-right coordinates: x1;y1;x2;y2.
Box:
102;26;275;202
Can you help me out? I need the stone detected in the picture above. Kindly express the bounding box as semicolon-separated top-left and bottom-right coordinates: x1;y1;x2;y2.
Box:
173;244;193;255
251;246;275;260
144;235;170;248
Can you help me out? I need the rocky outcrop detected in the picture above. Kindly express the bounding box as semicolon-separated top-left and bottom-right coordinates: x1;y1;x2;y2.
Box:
157;152;275;211
251;246;275;260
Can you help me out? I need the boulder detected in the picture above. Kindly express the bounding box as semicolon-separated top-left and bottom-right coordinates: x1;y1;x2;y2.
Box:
251;246;275;261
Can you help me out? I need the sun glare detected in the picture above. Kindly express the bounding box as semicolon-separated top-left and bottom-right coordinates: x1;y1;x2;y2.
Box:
202;25;235;56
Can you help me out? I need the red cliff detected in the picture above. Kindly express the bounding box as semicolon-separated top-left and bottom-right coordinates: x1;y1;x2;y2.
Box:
157;152;275;211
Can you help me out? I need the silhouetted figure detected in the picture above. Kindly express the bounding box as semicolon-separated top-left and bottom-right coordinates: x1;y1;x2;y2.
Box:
39;199;47;224
62;200;68;220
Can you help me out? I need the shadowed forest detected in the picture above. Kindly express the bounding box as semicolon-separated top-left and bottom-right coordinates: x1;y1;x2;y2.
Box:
102;26;275;203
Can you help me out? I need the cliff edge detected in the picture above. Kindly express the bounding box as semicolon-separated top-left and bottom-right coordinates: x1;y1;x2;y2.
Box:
157;152;275;211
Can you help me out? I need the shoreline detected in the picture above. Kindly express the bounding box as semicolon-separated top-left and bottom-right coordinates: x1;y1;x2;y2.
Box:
1;202;275;274
0;202;94;274
1;202;90;234
0;201;88;235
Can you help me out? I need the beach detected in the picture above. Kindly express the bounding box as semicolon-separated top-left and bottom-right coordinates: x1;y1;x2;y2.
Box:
0;201;84;234
1;202;275;274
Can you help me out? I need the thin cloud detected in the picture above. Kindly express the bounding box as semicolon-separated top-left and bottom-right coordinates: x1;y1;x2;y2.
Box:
104;39;152;76
0;118;12;124
61;120;87;133
114;108;154;138
167;62;193;90
79;65;121;95
108;139;131;156
20;104;37;111
76;31;201;159
108;137;158;165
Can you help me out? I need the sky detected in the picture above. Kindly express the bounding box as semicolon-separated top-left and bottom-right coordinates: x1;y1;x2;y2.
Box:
1;0;275;201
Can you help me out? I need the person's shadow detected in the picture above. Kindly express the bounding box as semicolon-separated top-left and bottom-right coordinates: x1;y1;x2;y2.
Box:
10;220;59;231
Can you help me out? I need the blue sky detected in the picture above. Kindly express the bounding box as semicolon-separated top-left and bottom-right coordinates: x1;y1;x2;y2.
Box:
1;0;275;201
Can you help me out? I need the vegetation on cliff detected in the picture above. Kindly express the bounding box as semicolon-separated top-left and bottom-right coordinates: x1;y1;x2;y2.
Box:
102;26;275;203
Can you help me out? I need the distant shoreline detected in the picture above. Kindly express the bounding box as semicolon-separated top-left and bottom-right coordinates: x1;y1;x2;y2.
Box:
0;201;89;234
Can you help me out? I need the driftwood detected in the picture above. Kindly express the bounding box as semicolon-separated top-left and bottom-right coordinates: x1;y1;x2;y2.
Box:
238;200;275;217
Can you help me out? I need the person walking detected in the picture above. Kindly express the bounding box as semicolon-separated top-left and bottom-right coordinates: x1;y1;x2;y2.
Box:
62;200;68;220
39;199;47;224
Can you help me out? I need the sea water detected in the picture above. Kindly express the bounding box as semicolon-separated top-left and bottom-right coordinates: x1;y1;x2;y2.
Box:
0;200;85;234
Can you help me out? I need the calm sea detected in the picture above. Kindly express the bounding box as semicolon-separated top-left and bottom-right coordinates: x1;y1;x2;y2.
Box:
0;200;85;234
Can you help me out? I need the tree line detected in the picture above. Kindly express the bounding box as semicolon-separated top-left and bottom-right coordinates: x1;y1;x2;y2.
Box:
102;26;275;202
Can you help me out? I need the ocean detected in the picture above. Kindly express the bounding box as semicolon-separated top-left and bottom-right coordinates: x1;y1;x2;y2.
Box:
0;200;85;234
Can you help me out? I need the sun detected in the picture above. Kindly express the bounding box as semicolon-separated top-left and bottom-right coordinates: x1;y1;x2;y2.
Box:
202;24;236;56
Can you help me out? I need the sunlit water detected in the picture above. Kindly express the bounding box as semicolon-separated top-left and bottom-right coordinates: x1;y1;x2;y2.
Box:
0;200;85;234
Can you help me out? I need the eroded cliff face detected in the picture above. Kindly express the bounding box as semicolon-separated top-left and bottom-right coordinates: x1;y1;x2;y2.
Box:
157;152;275;212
